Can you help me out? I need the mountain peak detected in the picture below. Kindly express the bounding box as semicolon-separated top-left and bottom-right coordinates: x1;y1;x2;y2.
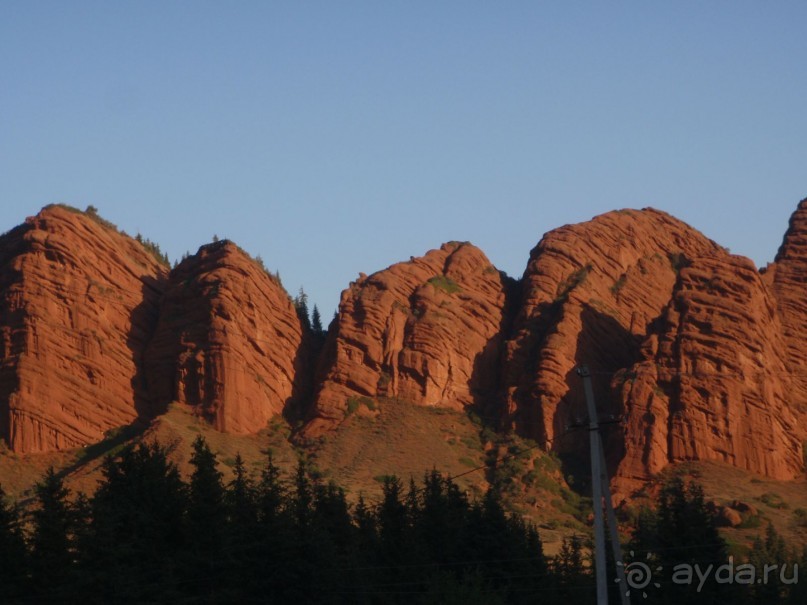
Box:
1;199;805;489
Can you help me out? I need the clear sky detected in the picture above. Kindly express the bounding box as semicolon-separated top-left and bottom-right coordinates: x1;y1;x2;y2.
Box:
2;2;805;314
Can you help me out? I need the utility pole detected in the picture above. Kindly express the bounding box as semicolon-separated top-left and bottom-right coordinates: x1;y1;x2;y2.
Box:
577;365;630;605
601;438;630;605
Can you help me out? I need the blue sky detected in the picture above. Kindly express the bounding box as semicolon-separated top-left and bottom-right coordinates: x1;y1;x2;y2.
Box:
2;2;805;314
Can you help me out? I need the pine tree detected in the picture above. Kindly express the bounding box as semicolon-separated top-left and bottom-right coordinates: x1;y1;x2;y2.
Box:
291;456;314;529
188;436;225;524
222;453;259;595
630;476;732;604
377;475;413;595
253;451;295;600
787;545;807;604
86;441;187;602
312;304;324;336
258;451;286;522
311;481;353;599
185;436;227;598
749;523;790;604
29;468;77;599
294;287;311;330
0;484;27;598
378;475;408;552
417;470;457;565
353;493;377;549
554;534;585;579
351;493;379;602
553;535;590;602
313;481;352;552
227;453;257;531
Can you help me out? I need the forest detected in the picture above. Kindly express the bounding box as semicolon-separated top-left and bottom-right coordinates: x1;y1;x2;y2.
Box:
0;436;804;604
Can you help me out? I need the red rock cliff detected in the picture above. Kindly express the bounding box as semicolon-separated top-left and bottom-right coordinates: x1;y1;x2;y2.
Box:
765;198;807;433
2;200;806;488
144;241;308;433
303;242;510;436
502;208;726;455
0;206;167;453
616;254;803;487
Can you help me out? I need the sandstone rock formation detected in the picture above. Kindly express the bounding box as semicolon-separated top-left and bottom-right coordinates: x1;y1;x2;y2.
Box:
144;240;308;433
616;254;802;486
501;208;727;458
303;242;512;436
0;205;167;453
765;198;807;432
714;506;743;528
2;199;806;491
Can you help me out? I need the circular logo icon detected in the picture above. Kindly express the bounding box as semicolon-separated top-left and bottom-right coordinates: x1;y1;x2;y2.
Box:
616;551;662;599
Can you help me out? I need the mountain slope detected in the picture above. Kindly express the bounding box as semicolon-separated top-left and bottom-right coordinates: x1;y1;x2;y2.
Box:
0;205;167;453
0;199;805;492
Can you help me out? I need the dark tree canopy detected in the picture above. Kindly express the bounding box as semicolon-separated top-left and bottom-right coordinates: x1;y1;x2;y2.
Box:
2;442;800;604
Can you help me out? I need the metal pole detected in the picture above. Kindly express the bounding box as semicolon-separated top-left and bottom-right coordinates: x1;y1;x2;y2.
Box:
578;365;609;605
600;436;631;605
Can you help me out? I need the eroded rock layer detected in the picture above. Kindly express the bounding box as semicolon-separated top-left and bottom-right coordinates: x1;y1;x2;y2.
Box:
502;208;727;454
766;198;807;432
0;206;167;453
2;199;806;487
304;242;511;436
144;241;307;433
616;254;802;488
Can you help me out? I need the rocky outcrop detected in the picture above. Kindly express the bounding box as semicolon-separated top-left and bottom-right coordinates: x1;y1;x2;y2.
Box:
303;242;511;436
502;208;727;456
615;254;802;486
0;205;167;453
2;199;806;490
765;198;807;432
144;241;308;433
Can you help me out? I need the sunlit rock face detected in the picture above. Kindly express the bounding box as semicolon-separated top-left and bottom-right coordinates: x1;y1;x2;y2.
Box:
144;240;309;434
303;242;510;437
3;200;805;488
0;206;166;453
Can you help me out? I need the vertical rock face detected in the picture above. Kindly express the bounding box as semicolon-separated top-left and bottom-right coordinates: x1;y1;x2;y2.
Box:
0;206;167;453
616;255;802;487
144;241;308;433
502;208;727;454
303;242;511;436
2;199;806;488
766;198;807;429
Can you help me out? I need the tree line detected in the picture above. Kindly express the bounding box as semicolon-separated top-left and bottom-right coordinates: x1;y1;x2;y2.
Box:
0;436;804;604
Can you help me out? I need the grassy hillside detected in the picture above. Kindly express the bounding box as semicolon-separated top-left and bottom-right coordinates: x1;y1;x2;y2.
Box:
2;402;806;557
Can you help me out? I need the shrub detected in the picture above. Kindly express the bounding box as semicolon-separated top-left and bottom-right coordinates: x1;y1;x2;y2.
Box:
460;435;483;451
738;514;762;529
532;452;561;473
83;204;119;231
377;372;391;390
346;395;377;416
668;251;688;274
759;492;788;509
555;264;591;302
427;275;461;294
135;233;170;267
610;274;627;295
525;471;561;494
